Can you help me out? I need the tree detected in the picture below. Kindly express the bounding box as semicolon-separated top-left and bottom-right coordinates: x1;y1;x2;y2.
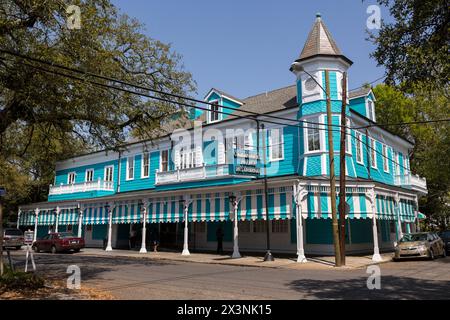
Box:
373;83;450;225
368;0;449;92
0;1;196;221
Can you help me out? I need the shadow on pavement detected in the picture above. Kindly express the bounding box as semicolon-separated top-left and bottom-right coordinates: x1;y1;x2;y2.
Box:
288;275;450;300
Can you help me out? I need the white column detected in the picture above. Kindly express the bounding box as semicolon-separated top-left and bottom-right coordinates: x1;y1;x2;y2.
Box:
17;209;21;229
77;207;83;238
33;208;39;242
55;206;60;233
294;184;307;263
140;201;148;253
231;195;242;259
182;198;191;256
106;204;113;251
368;189;382;262
394;193;403;240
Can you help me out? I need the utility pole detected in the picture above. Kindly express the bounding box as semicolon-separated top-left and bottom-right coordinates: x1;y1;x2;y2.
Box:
338;72;347;265
325;70;342;267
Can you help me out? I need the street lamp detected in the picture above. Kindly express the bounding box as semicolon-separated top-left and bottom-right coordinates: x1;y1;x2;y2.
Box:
290;61;342;267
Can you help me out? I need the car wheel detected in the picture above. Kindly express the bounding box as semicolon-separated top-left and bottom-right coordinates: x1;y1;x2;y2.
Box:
16;246;21;250
74;248;80;253
443;249;447;258
429;249;435;260
32;245;39;253
51;245;57;254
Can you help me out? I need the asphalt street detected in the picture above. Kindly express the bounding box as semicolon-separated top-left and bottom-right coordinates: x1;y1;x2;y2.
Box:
7;250;450;300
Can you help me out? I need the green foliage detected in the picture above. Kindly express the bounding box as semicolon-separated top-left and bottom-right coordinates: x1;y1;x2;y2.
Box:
0;267;45;293
373;83;450;221
0;1;196;221
369;0;449;91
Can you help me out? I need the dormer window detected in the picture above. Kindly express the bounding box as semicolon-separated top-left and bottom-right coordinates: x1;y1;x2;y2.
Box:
210;100;220;122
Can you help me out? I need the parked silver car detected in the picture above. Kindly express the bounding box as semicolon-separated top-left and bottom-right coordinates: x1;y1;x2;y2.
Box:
2;228;24;249
394;232;446;260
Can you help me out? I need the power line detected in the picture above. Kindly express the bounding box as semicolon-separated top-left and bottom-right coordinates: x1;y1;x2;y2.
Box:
355;119;450;129
348;75;387;92
0;56;417;173
0;49;343;129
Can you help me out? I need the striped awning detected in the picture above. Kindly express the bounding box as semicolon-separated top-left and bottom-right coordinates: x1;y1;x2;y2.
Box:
112;201;142;224
58;207;79;225
375;195;416;222
145;188;294;223
376;195;396;220
18;210;36;226
399;199;416;222
83;203;109;225
300;188;373;219
37;209;56;225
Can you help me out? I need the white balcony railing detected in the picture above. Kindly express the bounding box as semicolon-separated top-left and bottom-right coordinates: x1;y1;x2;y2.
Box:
155;164;232;185
49;179;114;195
394;173;427;194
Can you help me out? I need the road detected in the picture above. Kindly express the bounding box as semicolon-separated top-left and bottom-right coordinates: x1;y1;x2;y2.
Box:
7;250;450;300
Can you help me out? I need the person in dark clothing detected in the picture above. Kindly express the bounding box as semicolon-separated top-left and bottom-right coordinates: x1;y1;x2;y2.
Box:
216;226;224;254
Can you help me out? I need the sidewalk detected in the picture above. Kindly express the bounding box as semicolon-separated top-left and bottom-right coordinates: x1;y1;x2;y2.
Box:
78;248;394;270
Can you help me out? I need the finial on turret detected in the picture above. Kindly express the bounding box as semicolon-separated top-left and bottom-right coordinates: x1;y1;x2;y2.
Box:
316;12;321;20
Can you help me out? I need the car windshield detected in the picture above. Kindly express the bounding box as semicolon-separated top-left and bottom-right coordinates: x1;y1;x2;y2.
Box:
5;229;23;236
400;234;427;242
58;232;75;239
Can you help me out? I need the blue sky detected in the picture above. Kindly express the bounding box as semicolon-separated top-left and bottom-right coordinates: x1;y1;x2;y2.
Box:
111;0;390;100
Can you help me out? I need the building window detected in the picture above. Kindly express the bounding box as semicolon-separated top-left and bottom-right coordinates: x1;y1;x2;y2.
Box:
345;118;352;153
271;219;288;233
382;145;389;173
393;151;399;176
356;132;363;164
179;144;197;169
306;117;321;152
160;150;169;172
85;169;94;182
370;138;377;169
104;166;114;182
67;172;76;184
367;100;375;121
404;156;409;175
210;100;220;122
126;156;135;180
269;128;284;161
253;220;267;233
142;153;150;178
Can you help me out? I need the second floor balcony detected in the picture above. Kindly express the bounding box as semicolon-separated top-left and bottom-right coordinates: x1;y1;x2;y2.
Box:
394;173;427;195
49;179;115;196
155;163;259;185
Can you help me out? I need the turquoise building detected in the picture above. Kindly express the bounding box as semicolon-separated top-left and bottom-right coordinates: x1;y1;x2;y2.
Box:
17;14;427;260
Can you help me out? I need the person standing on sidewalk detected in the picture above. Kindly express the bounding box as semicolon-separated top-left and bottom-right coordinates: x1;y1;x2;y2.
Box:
216;226;224;254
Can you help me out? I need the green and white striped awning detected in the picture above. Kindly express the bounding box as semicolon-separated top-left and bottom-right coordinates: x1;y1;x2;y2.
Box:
18;210;36;226
146;188;294;223
375;195;416;222
58;207;79;225
299;187;373;219
113;201;142;224
37;209;56;225
82;203;109;225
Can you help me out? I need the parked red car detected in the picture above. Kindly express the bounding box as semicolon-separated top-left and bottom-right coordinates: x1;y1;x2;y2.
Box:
32;232;85;253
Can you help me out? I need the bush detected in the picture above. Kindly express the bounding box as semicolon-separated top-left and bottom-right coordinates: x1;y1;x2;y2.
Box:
0;267;45;293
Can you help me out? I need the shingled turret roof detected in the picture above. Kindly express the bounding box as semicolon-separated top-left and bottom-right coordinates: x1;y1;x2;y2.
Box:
294;13;352;65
